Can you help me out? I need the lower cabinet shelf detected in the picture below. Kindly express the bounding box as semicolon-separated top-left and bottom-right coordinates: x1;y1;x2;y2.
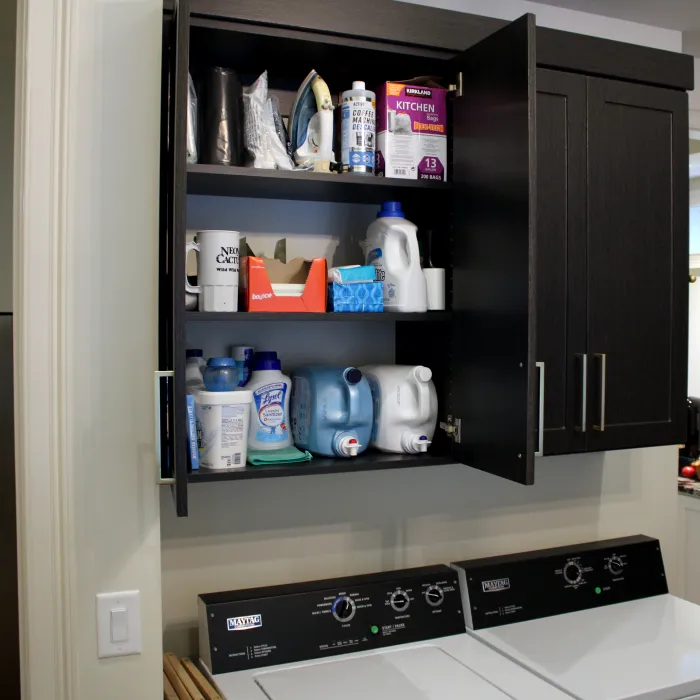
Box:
187;451;454;482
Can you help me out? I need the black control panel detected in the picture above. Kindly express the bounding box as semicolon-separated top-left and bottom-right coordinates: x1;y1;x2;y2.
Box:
452;535;667;630
198;565;464;675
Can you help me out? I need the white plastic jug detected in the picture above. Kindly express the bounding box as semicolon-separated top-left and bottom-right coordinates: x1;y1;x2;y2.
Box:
360;365;437;453
362;202;428;313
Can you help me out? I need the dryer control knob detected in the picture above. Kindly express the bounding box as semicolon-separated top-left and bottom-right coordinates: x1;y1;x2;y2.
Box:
390;590;410;613
425;585;445;607
563;561;583;585
608;556;624;576
332;596;356;622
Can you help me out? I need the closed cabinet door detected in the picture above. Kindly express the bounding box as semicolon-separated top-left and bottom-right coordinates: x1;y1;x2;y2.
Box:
585;77;688;451
535;69;587;455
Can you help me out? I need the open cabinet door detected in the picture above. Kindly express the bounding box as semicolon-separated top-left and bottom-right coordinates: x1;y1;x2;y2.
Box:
449;14;538;484
159;0;190;515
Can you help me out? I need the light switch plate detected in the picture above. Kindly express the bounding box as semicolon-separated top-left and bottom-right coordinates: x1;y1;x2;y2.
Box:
96;590;141;658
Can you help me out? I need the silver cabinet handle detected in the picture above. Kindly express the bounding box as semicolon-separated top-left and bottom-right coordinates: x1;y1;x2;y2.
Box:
576;353;587;433
593;353;606;432
535;361;545;457
154;370;176;484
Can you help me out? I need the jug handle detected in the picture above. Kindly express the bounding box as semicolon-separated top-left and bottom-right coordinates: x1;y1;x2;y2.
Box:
397;224;421;272
344;371;362;426
412;368;431;423
384;223;411;274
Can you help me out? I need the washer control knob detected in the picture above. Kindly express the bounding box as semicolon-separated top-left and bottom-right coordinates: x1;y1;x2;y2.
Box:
425;585;445;607
390;589;410;613
563;561;583;585
332;596;356;622
608;556;624;576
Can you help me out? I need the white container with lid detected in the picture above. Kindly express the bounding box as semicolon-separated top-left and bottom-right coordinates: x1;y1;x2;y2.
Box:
196;389;253;469
360;365;437;454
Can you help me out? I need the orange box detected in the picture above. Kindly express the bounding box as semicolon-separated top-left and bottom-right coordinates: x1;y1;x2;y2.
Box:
240;256;328;312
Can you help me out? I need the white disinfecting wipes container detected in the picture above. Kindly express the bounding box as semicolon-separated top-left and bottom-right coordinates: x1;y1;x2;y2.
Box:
196;389;253;469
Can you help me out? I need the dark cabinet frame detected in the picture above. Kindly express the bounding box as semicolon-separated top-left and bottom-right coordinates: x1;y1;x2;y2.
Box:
159;0;692;515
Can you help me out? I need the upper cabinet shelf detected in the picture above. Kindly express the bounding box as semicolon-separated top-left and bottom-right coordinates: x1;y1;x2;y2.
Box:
187;164;453;204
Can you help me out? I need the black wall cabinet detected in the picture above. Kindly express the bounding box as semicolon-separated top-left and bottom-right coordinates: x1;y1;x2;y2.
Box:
536;72;689;456
159;0;691;515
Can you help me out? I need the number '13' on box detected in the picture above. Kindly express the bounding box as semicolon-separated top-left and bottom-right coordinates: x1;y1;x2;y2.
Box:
376;82;448;182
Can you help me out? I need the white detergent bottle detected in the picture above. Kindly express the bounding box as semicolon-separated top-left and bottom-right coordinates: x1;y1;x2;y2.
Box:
360;365;438;453
362;201;428;313
247;351;293;450
185;349;206;392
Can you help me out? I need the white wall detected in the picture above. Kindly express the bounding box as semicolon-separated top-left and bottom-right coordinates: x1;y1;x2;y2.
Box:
401;0;681;51
65;4;164;696
0;0;16;312
160;0;686;660
15;0;164;697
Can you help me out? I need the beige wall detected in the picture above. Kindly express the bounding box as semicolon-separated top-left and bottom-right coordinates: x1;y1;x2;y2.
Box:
0;0;16;312
66;3;164;697
162;446;680;656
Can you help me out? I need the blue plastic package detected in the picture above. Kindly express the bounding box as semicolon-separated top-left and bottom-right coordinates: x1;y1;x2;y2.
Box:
328;281;384;312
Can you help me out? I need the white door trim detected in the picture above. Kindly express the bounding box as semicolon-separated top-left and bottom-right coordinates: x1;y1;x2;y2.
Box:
14;0;78;697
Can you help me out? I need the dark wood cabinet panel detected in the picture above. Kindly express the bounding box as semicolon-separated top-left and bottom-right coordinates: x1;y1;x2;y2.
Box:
162;0;191;515
585;78;688;451
535;69;587;455
451;14;537;484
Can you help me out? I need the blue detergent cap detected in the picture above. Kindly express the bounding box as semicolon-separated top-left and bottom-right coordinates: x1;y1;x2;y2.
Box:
254;351;281;371
377;201;404;218
186;349;203;358
207;357;234;367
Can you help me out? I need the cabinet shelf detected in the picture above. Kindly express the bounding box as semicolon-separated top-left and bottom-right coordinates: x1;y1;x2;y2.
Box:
185;311;451;322
187;164;452;204
187;451;453;483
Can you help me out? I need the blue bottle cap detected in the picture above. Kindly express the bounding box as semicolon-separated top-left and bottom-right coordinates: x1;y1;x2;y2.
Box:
207;357;235;367
377;201;404;218
253;351;281;371
186;349;203;358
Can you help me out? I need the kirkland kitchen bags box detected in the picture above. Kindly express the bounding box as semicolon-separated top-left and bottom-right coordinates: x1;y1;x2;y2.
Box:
376;81;447;181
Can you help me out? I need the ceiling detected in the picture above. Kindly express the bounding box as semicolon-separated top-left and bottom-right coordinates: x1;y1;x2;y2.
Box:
527;0;700;31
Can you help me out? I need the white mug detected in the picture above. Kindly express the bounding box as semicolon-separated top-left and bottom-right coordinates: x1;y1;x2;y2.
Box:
186;230;240;312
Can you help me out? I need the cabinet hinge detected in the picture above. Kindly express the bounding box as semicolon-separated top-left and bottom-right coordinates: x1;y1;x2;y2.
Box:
449;73;463;98
440;415;461;443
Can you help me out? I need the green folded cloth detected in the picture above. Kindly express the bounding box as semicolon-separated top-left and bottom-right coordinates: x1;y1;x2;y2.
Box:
247;446;313;466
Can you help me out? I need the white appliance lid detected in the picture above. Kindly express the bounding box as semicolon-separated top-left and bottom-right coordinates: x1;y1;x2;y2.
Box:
254;645;513;700
472;595;700;700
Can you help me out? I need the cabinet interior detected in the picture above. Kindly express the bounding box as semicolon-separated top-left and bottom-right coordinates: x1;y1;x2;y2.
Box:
182;18;459;482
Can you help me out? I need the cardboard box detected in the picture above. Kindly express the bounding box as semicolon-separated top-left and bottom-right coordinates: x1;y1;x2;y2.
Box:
376;81;448;181
240;255;327;312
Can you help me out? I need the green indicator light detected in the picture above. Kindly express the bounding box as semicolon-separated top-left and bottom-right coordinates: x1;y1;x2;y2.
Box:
370;625;379;635
595;587;602;595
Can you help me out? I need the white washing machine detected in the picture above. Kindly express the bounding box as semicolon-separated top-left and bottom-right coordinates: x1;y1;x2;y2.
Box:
197;565;571;700
452;535;700;700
